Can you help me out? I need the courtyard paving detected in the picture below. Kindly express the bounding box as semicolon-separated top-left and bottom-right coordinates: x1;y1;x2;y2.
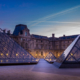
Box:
0;59;80;80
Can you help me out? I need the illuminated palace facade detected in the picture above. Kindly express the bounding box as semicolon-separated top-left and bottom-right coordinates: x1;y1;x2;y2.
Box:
8;24;78;58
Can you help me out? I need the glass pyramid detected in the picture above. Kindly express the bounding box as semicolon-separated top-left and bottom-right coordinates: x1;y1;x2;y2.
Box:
54;35;80;68
0;32;39;64
45;52;56;63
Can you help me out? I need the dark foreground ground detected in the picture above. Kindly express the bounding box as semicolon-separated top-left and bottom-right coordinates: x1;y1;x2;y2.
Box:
0;59;80;80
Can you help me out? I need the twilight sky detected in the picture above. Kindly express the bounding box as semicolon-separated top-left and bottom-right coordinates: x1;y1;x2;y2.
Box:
0;0;80;37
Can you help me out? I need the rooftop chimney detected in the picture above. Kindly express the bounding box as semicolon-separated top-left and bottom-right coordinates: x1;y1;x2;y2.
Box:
63;34;65;37
7;30;10;35
52;34;55;38
3;29;6;33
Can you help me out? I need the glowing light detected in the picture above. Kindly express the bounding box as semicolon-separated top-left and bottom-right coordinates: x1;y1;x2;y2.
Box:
36;54;37;56
16;54;18;56
1;60;3;63
58;53;60;57
6;60;8;62
23;54;24;55
1;53;3;56
50;59;51;61
36;59;39;61
16;60;18;62
6;53;8;56
71;53;73;56
39;54;41;56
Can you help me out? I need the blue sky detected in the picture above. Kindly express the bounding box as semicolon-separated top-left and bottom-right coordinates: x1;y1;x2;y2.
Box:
0;0;80;37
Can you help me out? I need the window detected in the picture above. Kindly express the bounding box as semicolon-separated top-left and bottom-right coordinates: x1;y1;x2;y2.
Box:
41;40;42;42
25;32;27;36
6;53;8;56
41;51;43;56
36;40;37;42
36;44;38;48
21;38;23;41
1;53;3;56
36;51;38;56
41;44;43;49
49;46;50;49
36;51;38;54
20;30;23;34
16;54;18;56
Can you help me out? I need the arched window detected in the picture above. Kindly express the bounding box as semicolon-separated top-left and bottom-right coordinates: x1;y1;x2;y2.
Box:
25;32;27;36
36;51;38;57
20;30;23;34
21;38;23;41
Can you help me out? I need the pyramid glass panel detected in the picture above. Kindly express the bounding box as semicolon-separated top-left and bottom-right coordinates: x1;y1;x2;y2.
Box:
54;35;80;68
45;52;56;63
0;32;39;64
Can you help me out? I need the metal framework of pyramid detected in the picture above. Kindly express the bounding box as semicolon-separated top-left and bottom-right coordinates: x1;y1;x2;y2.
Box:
0;31;39;64
45;52;56;63
54;35;80;68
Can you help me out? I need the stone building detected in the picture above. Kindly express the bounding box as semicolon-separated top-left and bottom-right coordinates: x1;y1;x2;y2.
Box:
9;24;78;58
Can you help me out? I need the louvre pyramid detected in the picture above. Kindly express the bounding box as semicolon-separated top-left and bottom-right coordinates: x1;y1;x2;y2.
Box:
45;52;56;63
0;32;39;64
54;35;80;68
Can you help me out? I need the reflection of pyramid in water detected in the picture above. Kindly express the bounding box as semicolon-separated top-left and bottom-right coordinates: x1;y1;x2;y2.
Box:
54;35;80;68
45;52;56;63
0;32;38;64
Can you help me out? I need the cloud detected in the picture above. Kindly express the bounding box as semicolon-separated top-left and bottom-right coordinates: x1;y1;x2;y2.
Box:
28;21;80;24
32;23;80;37
29;5;80;27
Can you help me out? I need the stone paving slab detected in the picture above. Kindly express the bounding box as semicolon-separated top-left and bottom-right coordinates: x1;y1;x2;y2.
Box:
0;59;80;80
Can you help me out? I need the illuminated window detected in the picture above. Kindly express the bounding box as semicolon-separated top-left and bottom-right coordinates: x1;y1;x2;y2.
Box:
36;53;37;56
39;54;41;56
6;53;8;56
16;60;18;62
6;60;8;62
1;60;3;63
58;53;60;57
71;53;73;56
1;53;3;56
16;54;18;56
41;51;43;56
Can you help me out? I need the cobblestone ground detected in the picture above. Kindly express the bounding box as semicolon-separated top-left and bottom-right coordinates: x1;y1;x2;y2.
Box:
0;59;80;80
